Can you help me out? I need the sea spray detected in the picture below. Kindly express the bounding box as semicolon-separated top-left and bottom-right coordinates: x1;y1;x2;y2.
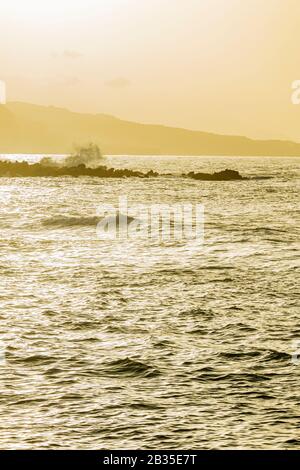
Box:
40;143;104;168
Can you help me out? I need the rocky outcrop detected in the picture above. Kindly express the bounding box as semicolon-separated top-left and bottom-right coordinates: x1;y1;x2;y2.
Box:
187;169;245;181
0;160;159;178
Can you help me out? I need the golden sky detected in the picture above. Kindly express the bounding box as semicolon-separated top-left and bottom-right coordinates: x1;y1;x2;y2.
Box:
1;0;300;140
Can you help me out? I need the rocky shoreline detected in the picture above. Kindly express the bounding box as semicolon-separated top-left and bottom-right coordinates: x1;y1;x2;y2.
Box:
0;160;159;178
0;160;271;181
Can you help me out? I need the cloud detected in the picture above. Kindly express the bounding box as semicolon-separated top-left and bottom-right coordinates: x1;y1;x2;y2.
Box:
105;78;131;89
62;77;81;86
63;50;83;59
52;50;83;59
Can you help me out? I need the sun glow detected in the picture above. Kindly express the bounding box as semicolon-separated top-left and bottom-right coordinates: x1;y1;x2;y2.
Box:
2;0;117;22
1;0;298;141
0;81;6;104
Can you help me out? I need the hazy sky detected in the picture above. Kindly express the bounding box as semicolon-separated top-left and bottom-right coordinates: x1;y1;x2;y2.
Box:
1;0;300;140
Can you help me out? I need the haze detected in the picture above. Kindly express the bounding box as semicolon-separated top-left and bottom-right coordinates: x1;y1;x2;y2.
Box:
1;0;300;141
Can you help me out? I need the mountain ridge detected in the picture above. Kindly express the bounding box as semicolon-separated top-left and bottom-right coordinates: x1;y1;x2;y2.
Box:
1;101;300;156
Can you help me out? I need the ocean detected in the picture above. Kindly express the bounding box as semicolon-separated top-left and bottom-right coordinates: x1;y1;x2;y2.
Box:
0;155;299;449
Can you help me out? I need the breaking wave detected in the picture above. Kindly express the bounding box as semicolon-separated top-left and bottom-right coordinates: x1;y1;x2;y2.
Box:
42;213;136;228
40;143;104;168
42;216;101;227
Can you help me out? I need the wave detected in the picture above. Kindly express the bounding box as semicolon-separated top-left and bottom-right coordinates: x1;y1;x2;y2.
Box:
40;144;104;169
42;216;101;228
219;351;261;360
252;227;288;234
263;349;291;362
42;213;136;228
195;372;273;383
217;349;290;363
104;357;161;378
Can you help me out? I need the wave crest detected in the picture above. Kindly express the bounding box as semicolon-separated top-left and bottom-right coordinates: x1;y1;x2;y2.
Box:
42;216;100;227
104;358;161;378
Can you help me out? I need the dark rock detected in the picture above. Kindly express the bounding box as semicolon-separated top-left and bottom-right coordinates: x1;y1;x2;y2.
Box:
187;169;245;181
0;160;155;179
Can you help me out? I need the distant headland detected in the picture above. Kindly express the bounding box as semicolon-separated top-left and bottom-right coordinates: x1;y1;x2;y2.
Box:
1;102;300;156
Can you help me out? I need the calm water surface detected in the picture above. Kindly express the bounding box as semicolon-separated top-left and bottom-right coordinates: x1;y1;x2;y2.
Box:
0;155;299;449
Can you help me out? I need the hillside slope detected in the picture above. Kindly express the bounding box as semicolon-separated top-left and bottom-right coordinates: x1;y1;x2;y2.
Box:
0;102;299;156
